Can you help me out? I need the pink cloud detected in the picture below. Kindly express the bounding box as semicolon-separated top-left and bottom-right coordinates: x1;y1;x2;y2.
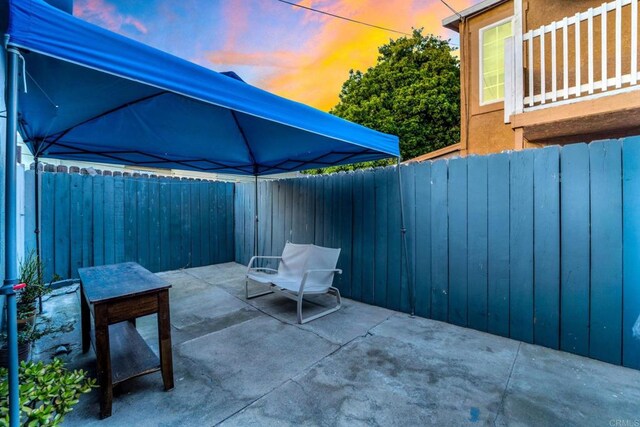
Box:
74;0;148;34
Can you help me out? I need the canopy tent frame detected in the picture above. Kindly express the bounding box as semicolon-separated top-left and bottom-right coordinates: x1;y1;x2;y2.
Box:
2;1;409;425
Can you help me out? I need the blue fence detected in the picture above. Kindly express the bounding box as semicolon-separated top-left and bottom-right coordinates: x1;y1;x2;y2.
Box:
24;172;235;281
235;138;640;370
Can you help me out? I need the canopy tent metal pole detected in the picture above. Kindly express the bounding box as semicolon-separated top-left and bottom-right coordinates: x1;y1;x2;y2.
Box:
254;175;258;258
2;46;22;427
396;157;414;316
34;154;42;313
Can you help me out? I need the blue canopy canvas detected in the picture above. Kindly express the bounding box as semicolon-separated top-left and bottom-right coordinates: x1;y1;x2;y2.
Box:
7;0;399;176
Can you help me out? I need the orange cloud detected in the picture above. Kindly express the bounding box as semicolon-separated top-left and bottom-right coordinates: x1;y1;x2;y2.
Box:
207;50;313;70
262;0;472;110
74;0;148;34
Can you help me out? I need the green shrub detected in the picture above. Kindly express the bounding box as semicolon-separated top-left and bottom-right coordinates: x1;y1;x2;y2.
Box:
0;359;96;426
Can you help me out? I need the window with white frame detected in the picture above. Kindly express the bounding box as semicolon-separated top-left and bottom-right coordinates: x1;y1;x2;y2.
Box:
480;18;513;105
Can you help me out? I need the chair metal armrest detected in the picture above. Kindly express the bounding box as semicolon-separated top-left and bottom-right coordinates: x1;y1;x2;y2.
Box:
303;268;342;276
247;256;283;273
247;267;278;274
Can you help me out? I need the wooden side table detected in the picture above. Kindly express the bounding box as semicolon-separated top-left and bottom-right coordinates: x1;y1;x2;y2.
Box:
79;262;174;418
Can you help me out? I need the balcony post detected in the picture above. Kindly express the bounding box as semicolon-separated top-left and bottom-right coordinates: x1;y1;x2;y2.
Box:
513;0;524;114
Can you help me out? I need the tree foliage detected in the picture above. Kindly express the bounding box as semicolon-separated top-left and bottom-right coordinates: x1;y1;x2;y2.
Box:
309;29;460;174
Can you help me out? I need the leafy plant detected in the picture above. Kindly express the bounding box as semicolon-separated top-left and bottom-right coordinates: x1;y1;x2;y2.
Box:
17;251;51;318
0;359;96;426
2;315;69;348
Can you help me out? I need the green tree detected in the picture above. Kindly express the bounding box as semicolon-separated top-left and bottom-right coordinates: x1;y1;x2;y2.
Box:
309;29;460;174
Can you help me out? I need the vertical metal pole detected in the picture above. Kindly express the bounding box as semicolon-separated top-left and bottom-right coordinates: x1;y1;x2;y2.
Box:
34;154;42;313
254;175;258;257
34;155;40;260
396;157;414;316
2;46;22;427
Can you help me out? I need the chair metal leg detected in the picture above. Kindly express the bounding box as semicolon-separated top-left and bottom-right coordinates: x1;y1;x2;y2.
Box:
245;278;274;300
297;287;342;324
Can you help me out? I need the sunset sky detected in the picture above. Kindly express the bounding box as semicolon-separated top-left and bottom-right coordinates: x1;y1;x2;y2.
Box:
73;0;474;111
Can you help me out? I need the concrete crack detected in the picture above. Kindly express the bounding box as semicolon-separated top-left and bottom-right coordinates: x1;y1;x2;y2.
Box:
493;341;521;426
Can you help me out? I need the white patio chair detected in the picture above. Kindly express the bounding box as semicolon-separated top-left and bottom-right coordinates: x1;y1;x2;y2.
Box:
245;243;342;324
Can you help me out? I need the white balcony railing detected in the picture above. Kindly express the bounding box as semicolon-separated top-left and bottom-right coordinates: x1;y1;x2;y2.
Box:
505;0;639;122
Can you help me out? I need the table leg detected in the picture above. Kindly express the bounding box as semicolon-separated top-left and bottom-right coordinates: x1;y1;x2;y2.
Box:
94;305;113;419
158;290;174;391
80;282;91;354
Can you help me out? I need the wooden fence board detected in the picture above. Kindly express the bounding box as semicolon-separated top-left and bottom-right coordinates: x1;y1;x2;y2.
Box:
303;177;315;244
467;155;488;332
113;177;125;263
101;176;113;265
159;180;171;269
400;164;415;314
190;181;202;267
386;168;402;311
314;177;325;246
622;136;640;369
509;150;535;343
69;174;83;277
136;178;150;269
430;160;449;322
225;183;234;261
23;171;36;256
351;171;364;301
149;179;161;271
533;146;561;349
169;180;183;270
180;181;191;267
41;173;55;282
589;140;623;364
208;183;219;263
361;170;376;305
414;161;431;318
81;176;93;268
93;176;105;267
487;153;510;337
284;180;293;245
123;178;136;264
54;173;71;279
560;143;590;356
374;168;389;307
199;182;211;265
448;157;468;327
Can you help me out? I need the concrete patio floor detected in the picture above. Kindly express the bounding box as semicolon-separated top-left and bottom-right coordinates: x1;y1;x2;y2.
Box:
34;262;640;426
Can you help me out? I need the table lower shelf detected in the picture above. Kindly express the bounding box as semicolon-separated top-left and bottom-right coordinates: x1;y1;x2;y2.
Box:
108;321;161;385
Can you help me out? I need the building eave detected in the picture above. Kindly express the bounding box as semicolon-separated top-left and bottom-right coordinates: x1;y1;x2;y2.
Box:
442;0;509;31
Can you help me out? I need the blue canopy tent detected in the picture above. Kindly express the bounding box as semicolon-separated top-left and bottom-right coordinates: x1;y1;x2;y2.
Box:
2;0;403;424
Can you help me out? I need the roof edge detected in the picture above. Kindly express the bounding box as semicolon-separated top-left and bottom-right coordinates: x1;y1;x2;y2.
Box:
442;0;509;31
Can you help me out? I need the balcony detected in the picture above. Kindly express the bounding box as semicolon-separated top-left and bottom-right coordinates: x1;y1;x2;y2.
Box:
504;0;640;143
